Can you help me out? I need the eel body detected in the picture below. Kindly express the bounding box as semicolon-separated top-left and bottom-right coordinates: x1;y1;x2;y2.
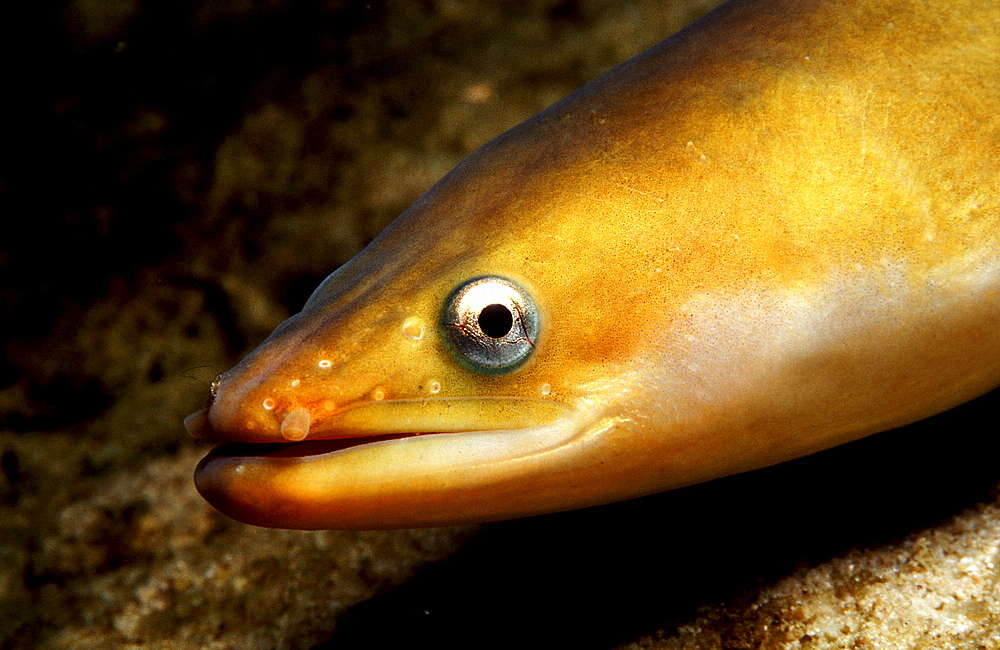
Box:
191;0;1000;529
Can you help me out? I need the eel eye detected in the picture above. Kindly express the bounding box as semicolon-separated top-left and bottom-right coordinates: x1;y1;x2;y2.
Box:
443;276;540;374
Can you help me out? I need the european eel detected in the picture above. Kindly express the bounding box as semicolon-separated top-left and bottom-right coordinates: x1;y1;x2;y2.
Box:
188;0;1000;529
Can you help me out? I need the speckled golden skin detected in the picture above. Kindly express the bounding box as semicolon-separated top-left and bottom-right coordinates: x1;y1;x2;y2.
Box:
193;0;1000;529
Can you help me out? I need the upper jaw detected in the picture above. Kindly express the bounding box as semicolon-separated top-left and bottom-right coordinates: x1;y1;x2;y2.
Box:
186;395;577;444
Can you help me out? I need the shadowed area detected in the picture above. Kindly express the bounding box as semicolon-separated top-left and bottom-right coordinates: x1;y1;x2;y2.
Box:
326;388;1000;649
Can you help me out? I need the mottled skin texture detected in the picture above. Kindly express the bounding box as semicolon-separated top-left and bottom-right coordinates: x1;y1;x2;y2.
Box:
193;0;1000;529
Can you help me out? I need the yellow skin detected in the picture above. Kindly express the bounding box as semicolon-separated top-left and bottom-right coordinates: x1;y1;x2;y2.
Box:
191;0;1000;529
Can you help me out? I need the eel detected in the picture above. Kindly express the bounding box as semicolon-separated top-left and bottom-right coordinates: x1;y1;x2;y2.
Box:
189;0;1000;529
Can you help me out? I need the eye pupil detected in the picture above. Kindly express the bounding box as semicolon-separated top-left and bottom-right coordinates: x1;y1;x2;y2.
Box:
478;303;513;338
443;276;539;374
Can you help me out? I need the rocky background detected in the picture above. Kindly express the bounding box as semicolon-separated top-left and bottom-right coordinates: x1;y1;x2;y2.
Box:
3;0;1000;648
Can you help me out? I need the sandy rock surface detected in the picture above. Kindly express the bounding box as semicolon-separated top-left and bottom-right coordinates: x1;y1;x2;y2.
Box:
3;1;999;648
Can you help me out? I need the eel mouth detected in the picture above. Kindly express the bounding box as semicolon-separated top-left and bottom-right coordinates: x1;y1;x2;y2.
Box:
192;400;592;529
202;431;426;460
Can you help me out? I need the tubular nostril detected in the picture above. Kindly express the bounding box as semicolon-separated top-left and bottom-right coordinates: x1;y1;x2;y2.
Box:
281;407;312;441
184;409;212;438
